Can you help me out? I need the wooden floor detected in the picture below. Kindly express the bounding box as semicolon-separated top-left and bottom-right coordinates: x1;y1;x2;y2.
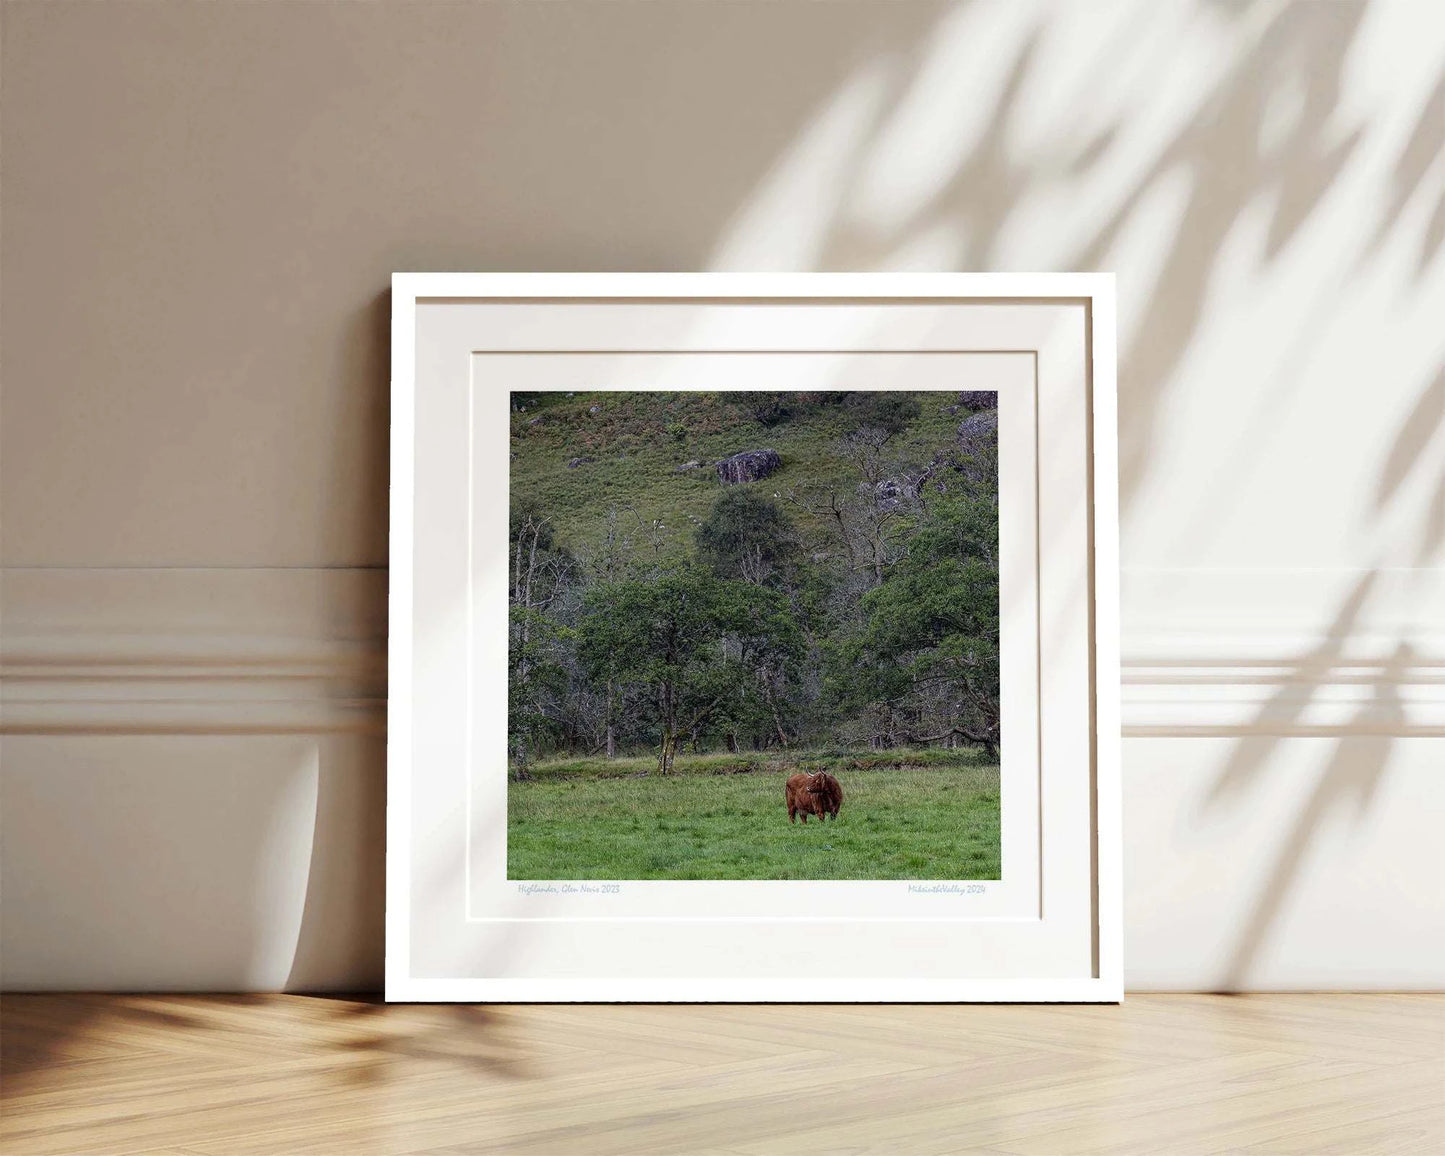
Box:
1;995;1441;1155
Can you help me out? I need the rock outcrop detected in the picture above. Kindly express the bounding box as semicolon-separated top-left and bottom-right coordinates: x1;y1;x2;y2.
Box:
872;477;917;511
567;456;594;469
954;409;998;483
957;408;998;451
716;449;781;485
958;390;998;411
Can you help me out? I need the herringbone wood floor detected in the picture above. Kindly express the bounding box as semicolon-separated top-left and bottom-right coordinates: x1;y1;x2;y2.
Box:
1;994;1441;1155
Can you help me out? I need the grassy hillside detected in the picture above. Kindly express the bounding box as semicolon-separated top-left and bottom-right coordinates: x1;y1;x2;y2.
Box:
509;390;966;558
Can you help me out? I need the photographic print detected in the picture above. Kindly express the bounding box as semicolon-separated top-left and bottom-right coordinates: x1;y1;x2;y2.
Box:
507;388;1001;881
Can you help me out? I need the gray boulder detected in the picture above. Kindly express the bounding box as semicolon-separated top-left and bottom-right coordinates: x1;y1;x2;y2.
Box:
674;460;703;473
958;390;997;411
567;456;594;469
957;409;998;449
873;477;916;511
716;448;781;485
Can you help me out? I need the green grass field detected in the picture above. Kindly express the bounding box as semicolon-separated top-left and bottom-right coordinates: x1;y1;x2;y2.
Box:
507;750;1000;881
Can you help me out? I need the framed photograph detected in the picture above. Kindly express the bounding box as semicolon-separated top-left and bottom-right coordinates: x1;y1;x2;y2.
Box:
387;274;1120;1002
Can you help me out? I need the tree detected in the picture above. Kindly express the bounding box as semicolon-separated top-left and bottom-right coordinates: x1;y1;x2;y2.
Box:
508;509;577;776
846;392;920;438
695;490;799;587
734;392;792;426
787;429;918;587
712;578;806;750
576;566;802;772
828;490;1000;756
508;606;571;774
577;567;722;774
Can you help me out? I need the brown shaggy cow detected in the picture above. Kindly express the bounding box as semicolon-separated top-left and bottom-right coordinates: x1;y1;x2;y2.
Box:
785;770;843;823
784;772;825;823
814;771;843;820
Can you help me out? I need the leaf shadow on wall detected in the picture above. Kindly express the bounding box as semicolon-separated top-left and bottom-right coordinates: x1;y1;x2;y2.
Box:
306;0;1445;998
706;0;1444;986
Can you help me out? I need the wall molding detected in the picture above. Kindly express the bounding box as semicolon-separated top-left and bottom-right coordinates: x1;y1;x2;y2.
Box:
1120;658;1445;736
1;568;386;734
5;565;1441;736
1119;566;1445;735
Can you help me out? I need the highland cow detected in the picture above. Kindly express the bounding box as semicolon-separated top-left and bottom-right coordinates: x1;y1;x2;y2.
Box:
784;772;825;824
785;771;843;823
814;771;843;820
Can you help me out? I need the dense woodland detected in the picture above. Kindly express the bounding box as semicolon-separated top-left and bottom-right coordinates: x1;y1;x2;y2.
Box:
508;389;1000;777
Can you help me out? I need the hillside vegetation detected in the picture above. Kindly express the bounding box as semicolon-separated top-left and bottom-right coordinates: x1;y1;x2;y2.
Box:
511;389;968;558
508;388;1001;774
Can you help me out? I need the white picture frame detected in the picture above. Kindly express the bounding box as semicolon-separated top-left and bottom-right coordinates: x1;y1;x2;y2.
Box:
387;273;1120;1002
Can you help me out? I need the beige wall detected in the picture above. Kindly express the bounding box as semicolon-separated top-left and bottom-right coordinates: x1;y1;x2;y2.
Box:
3;0;1442;989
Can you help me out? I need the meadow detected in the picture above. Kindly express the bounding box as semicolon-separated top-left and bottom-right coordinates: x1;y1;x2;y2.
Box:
507;750;1000;881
